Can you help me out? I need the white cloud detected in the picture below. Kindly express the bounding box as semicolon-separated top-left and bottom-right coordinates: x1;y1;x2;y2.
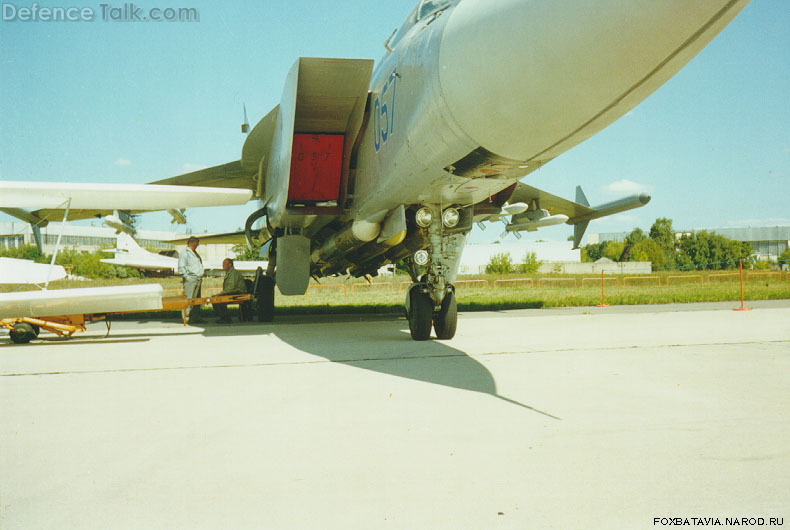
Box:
602;179;653;195
611;213;640;224
591;213;640;229
182;163;208;172
114;158;132;166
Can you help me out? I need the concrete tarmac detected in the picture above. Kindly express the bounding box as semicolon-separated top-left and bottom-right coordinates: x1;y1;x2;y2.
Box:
1;301;789;529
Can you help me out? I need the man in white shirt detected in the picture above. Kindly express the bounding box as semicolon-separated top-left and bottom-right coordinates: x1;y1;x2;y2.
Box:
177;236;204;323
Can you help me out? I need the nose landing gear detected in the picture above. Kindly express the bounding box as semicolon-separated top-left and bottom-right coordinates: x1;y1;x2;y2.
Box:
406;283;458;341
404;206;467;341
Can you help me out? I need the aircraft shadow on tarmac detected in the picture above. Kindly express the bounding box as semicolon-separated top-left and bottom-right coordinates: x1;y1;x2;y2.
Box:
200;314;560;420
1;313;559;419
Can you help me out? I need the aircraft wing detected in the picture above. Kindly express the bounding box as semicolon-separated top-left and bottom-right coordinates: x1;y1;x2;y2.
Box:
508;183;595;220
167;231;248;245
166;226;272;246
0;181;253;224
492;182;650;248
0;105;279;228
148;160;253;189
149;105;279;195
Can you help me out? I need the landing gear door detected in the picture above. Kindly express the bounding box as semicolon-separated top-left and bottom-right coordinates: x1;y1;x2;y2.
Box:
276;235;310;295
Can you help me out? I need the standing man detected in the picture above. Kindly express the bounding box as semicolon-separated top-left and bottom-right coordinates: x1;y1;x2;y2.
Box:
178;236;204;324
213;258;247;324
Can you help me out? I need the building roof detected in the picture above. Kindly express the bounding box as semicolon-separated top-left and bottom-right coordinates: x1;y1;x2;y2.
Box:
592;226;790;243
706;226;790;241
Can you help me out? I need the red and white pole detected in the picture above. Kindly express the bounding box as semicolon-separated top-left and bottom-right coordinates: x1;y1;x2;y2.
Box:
597;269;609;308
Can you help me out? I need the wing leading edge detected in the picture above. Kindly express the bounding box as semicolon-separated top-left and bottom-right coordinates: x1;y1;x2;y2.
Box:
0;181;253;224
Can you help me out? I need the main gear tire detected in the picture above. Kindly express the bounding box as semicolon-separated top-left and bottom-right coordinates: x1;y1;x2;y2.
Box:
256;276;276;322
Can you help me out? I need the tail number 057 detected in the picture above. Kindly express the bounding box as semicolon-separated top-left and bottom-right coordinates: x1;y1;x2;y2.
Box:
373;69;397;153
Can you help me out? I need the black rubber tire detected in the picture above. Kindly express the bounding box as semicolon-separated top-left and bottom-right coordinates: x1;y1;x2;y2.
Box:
240;279;254;321
256;276;276;322
433;291;457;340
9;322;36;344
408;289;434;341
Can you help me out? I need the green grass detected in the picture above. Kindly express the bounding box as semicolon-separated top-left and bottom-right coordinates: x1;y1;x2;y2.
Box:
2;271;788;316
273;280;789;314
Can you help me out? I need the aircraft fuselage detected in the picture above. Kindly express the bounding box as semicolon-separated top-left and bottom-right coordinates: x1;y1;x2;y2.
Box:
352;0;749;221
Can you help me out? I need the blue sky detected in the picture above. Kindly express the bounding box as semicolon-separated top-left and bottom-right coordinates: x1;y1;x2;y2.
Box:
1;0;788;245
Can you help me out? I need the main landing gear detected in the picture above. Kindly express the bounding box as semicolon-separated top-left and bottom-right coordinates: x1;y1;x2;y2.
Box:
253;271;275;322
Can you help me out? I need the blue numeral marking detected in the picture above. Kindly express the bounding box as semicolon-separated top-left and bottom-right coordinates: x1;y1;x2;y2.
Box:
374;68;397;153
388;70;397;136
381;79;389;144
373;97;381;152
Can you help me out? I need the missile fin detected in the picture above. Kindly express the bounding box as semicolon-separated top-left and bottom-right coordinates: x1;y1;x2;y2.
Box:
573;220;589;250
575;186;589;207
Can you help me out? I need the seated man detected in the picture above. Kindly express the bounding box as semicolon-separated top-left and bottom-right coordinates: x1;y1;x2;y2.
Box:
213;258;247;324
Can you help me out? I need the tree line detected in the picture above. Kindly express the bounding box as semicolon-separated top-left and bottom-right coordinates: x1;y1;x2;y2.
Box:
581;217;761;270
485;251;542;274
0;245;141;279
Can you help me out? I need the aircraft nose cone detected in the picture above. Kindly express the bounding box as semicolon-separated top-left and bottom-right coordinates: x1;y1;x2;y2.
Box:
438;0;750;162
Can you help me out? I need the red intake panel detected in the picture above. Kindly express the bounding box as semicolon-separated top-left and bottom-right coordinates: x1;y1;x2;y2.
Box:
288;134;344;202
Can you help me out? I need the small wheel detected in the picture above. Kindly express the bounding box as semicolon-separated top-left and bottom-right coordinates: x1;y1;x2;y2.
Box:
256;276;276;322
433;290;457;340
408;288;433;341
9;322;36;344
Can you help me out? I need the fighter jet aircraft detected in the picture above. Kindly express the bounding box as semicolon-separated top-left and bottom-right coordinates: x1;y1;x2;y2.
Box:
3;0;750;340
100;231;268;276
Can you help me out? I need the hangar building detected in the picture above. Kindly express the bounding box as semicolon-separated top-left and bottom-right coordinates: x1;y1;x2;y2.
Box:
0;222;235;263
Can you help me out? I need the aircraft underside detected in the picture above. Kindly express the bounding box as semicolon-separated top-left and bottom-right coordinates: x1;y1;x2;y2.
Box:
241;0;747;340
2;0;750;342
